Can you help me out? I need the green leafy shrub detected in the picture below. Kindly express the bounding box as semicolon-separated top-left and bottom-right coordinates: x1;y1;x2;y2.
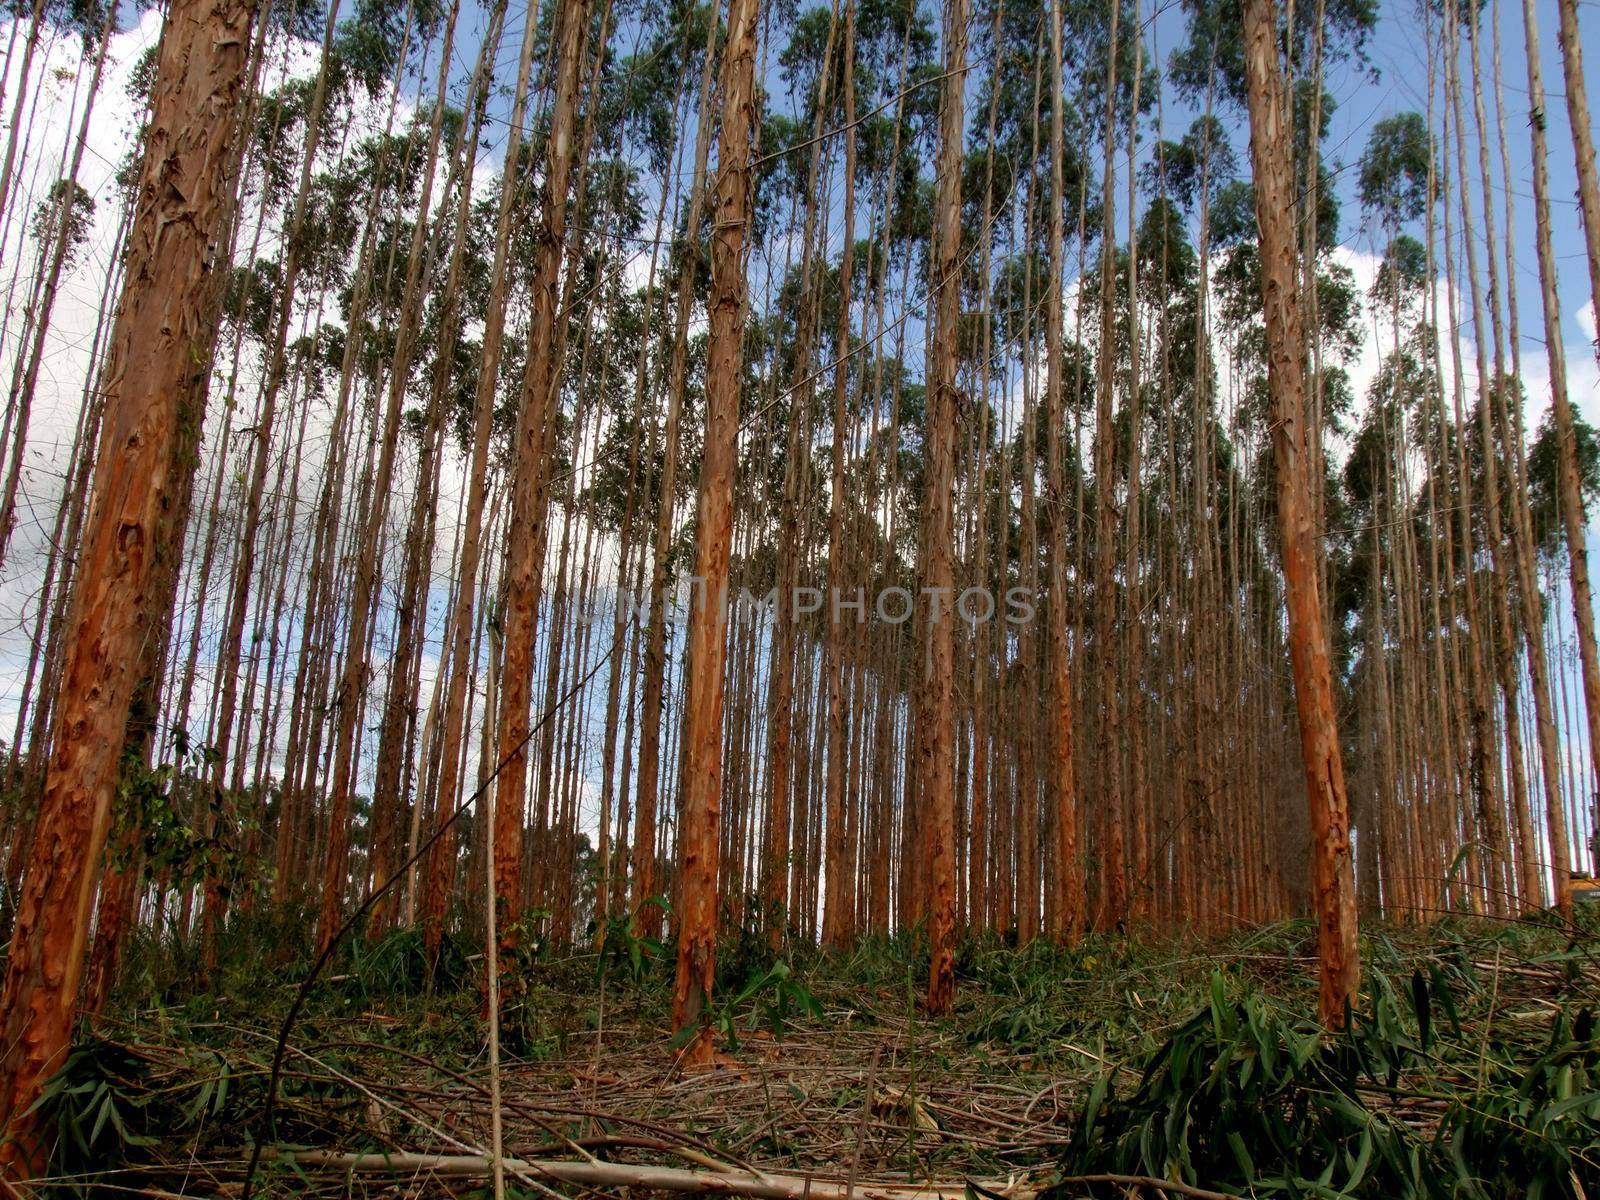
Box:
34;1036;242;1190
672;959;823;1054
595;909;666;986
335;924;472;1001
1055;970;1600;1198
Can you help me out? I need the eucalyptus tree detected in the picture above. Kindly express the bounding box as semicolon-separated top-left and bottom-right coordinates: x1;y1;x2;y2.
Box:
762;0;848;952
312;0;470;955
270;253;385;906
819;0;859;949
1240;0;1358;1027
0;0;111;572
2;0;1597;1056
635;0;719;940
1553;0;1599;380
418;0;550;965
1521;0;1600;882
488;0;593;947
207;0;441;949
673;0;759;1063
1353;111;1436;911
0;0;259;1160
919;0;965;1014
0;0;109;255
365;0;509;938
1041;0;1083;941
225;71;429;934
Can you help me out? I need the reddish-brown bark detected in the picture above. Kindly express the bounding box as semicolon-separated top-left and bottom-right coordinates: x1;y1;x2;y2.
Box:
1044;0;1082;943
490;0;592;947
1241;0;1360;1028
922;0;965;1017
672;0;759;1064
0;0;256;1164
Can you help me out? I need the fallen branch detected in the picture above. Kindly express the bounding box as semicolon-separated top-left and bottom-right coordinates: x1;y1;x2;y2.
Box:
264;1149;1039;1200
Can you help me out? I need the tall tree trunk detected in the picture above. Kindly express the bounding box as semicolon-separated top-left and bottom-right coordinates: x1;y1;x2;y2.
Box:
0;0;116;570
672;0;758;1063
765;0;841;945
0;0;256;1160
1240;0;1359;1029
0;0;49;256
638;12;719;938
1045;0;1082;942
418;0;543;966
315;0;464;954
821;0;858;951
922;0;965;1016
207;0;377;951
1092;0;1124;930
491;0;592;945
366;2;503;936
1534;0;1600;881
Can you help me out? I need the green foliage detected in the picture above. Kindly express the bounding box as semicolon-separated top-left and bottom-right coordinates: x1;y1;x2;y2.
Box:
1373;235;1431;306
30;179;95;271
338;926;473;1002
1528;407;1600;556
1169;0;1376;108
34;1036;242;1190
41;916;1600;1195
1360;112;1435;227
112;730;265;915
595;906;668;987
1055;969;1600;1197
34;1039;160;1173
1145;115;1237;213
953;932;1169;1059
714;891;791;993
673;959;824;1054
18;0;108;44
262;0;324;39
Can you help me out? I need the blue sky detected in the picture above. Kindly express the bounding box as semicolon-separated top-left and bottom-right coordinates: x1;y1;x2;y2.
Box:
1305;0;1596;375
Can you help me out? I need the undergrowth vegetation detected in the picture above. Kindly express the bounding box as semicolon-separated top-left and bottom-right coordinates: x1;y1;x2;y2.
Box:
23;908;1600;1197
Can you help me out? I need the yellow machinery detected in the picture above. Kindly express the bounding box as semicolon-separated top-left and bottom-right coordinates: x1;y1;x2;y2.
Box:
1566;873;1600;908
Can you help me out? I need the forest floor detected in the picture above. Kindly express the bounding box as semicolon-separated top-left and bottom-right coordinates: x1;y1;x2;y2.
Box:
33;909;1600;1197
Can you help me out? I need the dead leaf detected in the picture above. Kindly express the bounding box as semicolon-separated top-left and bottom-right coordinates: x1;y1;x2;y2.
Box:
873;1085;939;1132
